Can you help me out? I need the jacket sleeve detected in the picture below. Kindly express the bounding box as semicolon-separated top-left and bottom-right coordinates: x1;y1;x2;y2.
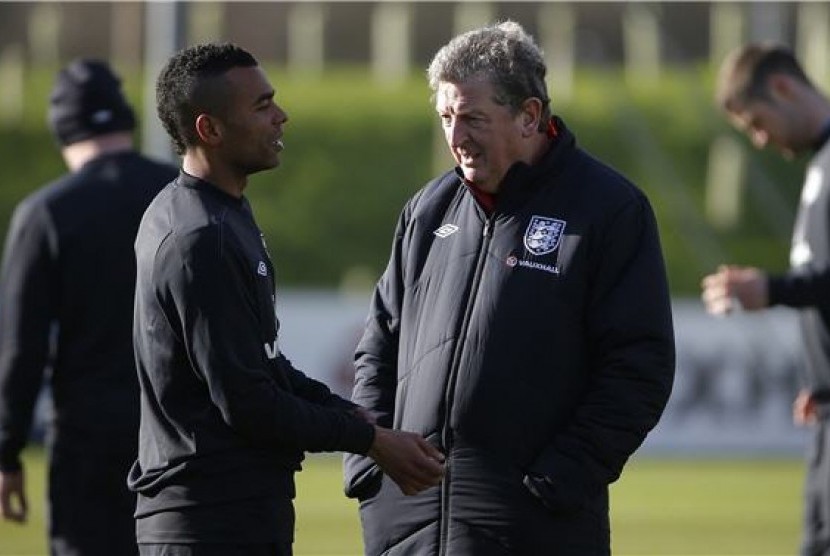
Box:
767;184;830;311
0;200;57;472
768;268;830;312
160;230;374;456
343;202;412;499
275;353;356;411
527;193;675;511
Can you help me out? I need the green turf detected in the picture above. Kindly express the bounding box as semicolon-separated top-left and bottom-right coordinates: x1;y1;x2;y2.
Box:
0;450;803;555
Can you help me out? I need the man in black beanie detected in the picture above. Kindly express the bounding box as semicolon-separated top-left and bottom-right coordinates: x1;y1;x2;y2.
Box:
0;58;177;556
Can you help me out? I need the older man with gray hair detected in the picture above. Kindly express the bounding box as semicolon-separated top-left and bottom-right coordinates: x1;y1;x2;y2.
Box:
344;20;675;555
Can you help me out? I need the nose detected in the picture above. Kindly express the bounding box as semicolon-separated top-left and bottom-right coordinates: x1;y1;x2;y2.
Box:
445;118;466;148
274;104;288;125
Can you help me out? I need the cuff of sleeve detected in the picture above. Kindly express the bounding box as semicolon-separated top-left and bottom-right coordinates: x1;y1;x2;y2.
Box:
766;274;784;306
523;473;570;511
527;447;602;513
342;418;375;457
0;450;22;473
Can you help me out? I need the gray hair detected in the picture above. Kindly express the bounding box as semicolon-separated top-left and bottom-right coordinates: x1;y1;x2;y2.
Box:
427;21;551;126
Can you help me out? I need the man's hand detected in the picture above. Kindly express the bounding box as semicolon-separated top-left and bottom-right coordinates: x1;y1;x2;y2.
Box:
368;426;445;496
701;265;769;314
0;469;28;523
794;389;818;427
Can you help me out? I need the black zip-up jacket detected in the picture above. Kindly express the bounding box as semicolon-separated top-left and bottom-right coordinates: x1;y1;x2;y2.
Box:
0;151;176;472
128;173;374;519
768;139;830;403
344;120;675;555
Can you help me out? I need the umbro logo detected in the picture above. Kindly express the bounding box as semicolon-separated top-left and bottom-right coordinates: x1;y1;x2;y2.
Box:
434;224;459;238
257;261;268;276
91;109;113;124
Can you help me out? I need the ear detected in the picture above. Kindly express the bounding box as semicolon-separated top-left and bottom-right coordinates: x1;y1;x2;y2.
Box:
194;113;223;147
519;98;543;137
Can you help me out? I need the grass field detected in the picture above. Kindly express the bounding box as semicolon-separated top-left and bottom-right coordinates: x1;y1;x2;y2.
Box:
0;449;804;555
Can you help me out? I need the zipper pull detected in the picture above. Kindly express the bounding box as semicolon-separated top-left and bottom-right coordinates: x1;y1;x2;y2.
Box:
483;220;491;238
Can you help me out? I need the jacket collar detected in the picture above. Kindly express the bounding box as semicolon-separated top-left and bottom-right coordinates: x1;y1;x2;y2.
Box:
176;171;247;210
501;115;576;192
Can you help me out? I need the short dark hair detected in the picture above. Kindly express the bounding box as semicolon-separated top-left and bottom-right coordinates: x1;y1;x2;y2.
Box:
156;42;258;155
716;43;812;112
427;21;551;130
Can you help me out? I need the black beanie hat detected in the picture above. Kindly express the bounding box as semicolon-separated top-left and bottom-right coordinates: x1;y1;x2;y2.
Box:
47;58;136;146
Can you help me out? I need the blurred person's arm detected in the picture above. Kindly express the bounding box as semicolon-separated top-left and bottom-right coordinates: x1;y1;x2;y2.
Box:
0;199;56;486
768;266;830;312
702;264;830;315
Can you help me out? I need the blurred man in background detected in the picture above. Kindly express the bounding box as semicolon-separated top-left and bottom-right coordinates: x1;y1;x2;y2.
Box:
0;59;177;555
129;42;443;556
701;43;830;556
344;21;675;555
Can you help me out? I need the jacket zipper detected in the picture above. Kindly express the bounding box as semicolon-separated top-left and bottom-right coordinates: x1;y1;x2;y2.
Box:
438;215;494;555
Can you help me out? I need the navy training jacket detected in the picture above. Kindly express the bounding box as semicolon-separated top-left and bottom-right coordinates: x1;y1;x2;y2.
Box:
344;120;675;555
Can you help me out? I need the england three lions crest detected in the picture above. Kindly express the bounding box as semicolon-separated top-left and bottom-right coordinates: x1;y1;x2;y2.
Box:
524;216;566;256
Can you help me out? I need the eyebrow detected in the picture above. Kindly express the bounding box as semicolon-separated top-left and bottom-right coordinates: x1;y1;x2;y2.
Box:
436;101;485;115
253;90;275;106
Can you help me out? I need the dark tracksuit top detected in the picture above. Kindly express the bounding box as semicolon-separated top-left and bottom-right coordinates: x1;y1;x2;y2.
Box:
768;137;830;404
0;150;177;472
344;119;675;555
128;173;374;542
763;128;830;556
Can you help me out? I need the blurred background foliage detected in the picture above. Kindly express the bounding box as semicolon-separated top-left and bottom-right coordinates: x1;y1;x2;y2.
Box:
1;65;804;295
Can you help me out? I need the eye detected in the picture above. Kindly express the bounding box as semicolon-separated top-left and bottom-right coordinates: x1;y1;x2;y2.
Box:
466;115;485;129
439;114;452;127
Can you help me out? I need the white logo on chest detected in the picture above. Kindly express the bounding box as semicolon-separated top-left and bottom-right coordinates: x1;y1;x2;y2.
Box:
434;224;459;238
524;216;566;256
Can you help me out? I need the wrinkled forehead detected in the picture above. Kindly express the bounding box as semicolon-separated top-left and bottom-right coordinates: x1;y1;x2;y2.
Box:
435;79;499;110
